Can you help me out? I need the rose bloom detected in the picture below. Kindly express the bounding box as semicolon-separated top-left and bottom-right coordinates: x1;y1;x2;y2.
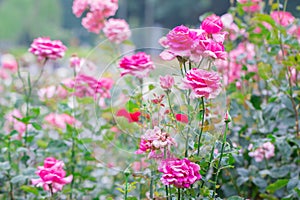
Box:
182;68;222;99
31;157;73;193
159;75;175;90
237;0;262;12
119;52;155;78
103;18;131;44
248;142;275;162
116;108;140;123
4;109;27;139
1;54;18;73
136;126;176;155
44;113;80;129
158;158;202;188
159;25;197;60
175;113;189;124
271;11;295;27
201;14;223;34
29;37;67;61
81;11;106;34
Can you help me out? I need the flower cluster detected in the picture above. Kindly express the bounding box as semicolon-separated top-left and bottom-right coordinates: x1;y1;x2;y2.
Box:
159;14;227;62
29;37;67;61
72;0;118;34
119;52;155;79
136;126;176;156
158;158;202;188
182;68;222;99
237;0;262;13
31;157;73;193
248;142;275;162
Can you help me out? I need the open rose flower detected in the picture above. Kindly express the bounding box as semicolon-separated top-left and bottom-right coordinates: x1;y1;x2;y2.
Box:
201;14;223;34
237;0;262;13
182;68;222;99
31;157;73;193
103;18;131;44
119;52;155;78
158;158;201;188
159;25;197;60
29;37;67;61
44;113;81;129
136;126;176;156
271;11;295;27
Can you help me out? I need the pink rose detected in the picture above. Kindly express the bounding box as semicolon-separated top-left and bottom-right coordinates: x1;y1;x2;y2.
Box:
119;52;155;78
159;75;175;90
29;37;67;61
135;126;176;156
1;54;18;73
4;109;27;139
44;113;80;129
159;25;197;60
72;0;89;17
175;113;189;124
201;14;223;34
31;157;73;193
116;108;140;123
182;68;222;99
103;18;131;44
271;11;295;27
237;0;262;12
81;11;106;34
248;142;275;162
158;158;201;188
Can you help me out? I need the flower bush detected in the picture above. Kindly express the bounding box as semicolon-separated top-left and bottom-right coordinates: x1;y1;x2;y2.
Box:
0;0;299;199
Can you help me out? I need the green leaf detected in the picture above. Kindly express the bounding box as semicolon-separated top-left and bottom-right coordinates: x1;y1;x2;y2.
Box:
125;100;139;113
266;179;289;194
258;62;272;81
31;122;42;130
20;185;39;195
37;139;48;148
31;107;40;117
227;196;244;200
250;95;262;110
253;177;267;189
269;165;290;178
47;140;68;153
11;175;26;184
0;161;11;170
148;84;155;91
287;177;299;191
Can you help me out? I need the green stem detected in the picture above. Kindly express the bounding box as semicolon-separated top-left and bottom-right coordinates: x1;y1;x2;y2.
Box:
150;170;154;199
165;186;169;199
7;137;14;200
178;188;181;200
124;174;129;200
213;122;229;198
166;91;175;121
197;97;205;156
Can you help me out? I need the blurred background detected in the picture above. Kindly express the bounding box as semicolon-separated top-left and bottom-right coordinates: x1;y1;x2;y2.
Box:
0;0;299;51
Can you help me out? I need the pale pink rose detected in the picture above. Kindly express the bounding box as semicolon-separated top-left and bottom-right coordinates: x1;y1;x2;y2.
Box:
69;55;81;70
31;157;73;193
38;86;56;101
248;142;275;162
182;68;222;99
1;54;18;73
159;75;174;90
4;109;27;139
72;0;118;33
237;0;262;12
159;25;197;60
44;113;80;129
82;11;106;34
135;126;176;156
103;18;131;44
158;158;201;188
119;52;155;78
132;158;150;172
201;14;223;34
221;13;240;40
29;37;67;61
0;69;8;79
72;0;90;17
271;11;295;27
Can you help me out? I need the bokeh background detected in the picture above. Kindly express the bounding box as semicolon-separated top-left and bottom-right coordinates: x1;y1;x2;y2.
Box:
0;0;299;50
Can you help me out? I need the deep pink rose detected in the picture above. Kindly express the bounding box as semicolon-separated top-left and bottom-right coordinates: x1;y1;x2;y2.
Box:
182;68;222;99
103;18;131;44
116;108;141;123
175;113;189;124
29;37;67;61
271;11;295;27
201;14;223;34
159;25;197;60
119;52;155;78
158;158;201;188
159;75;175;90
31;157;73;193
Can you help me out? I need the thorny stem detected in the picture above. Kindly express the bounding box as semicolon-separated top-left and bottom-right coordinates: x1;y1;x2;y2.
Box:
197;97;205;156
213;121;229;198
